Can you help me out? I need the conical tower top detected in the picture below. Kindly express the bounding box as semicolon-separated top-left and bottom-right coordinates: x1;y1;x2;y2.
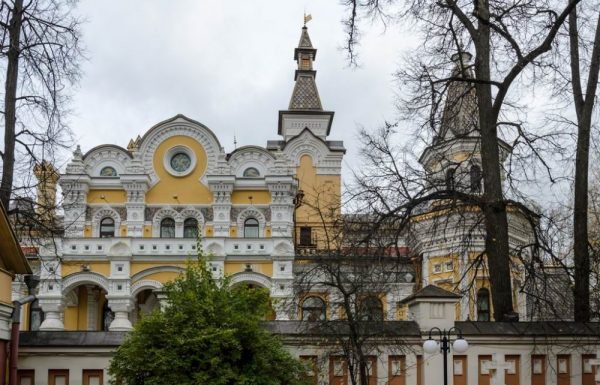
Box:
278;23;334;141
289;25;322;110
439;51;479;140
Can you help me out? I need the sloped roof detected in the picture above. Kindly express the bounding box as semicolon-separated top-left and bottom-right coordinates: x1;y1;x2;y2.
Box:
399;284;460;304
289;74;323;110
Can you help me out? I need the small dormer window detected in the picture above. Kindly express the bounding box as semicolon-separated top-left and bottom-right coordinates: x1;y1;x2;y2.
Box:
243;167;260;178
100;166;117;177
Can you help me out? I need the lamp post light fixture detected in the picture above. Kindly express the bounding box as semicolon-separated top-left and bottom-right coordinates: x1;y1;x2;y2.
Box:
422;327;468;385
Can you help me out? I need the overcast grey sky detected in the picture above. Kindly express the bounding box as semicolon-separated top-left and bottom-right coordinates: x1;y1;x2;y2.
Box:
69;1;413;179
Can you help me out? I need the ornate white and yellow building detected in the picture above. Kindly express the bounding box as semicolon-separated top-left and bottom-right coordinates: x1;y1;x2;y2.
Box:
22;25;344;332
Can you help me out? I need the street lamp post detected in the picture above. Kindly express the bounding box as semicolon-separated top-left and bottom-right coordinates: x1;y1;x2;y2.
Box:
422;327;469;385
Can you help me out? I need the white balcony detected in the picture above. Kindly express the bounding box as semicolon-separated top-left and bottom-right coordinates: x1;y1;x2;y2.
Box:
60;236;288;259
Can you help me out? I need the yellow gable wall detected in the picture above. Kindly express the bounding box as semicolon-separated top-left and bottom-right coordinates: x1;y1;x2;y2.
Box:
295;154;341;224
145;135;213;204
231;190;271;205
87;190;127;204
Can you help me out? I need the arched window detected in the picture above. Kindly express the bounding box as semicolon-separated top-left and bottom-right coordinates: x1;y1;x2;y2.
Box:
29;299;44;331
477;288;490;321
301;296;326;321
244;218;259;238
99;217;115;238
470;164;482;192
243;167;260;177
183;218;199;239
446;168;456;190
359;296;384;321
100;166;117;177
160;218;175;238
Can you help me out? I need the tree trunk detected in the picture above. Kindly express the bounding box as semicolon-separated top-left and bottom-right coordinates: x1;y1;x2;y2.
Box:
474;0;515;321
570;6;600;322
0;0;24;210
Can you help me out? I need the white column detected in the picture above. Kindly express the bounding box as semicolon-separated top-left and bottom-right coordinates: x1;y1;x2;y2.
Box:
86;285;99;331
38;297;65;331
107;297;133;331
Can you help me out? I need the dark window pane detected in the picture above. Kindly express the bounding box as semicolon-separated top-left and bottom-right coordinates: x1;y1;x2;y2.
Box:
100;217;115;238
160;218;175;238
244;218;259;238
299;227;312;246
302;296;326;321
184;218;198;238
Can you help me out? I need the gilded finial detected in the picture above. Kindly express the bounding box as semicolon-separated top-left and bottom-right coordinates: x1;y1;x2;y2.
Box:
304;13;312;26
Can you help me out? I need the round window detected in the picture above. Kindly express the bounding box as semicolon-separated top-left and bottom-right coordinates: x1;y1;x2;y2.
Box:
170;152;191;172
163;145;197;177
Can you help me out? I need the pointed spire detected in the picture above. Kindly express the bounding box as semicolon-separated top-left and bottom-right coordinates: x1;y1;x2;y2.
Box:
289;25;322;110
278;22;335;141
439;52;479;140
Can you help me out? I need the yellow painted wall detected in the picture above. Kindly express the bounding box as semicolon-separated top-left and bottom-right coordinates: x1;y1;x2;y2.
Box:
145;135;213;204
130;262;185;276
231;190;271;205
87;190;127;204
143;225;152;237
230;226;237;238
295;155;341;224
0;269;13;305
64;286;88;331
139;271;182;284
224;262;273;277
84;225;92;237
61;262;111;278
204;225;214;237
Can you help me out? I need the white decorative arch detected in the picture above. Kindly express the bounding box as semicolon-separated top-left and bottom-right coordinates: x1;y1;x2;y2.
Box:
236;207;267;238
108;241;132;257
131;279;163;296
83;145;132;176
62;272;110;295
228;146;275;178
205;241;224;256
152;207;181;237
229;272;272;289
282;130;328;167
179;207;205;225
91;207;121;237
137;115;223;186
130;265;185;282
274;240;294;256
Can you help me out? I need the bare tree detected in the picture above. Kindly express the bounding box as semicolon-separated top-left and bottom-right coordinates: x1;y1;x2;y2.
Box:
566;2;600;322
341;0;581;321
292;192;415;385
0;0;83;222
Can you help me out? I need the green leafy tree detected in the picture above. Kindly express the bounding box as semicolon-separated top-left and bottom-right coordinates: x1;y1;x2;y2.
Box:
108;256;308;385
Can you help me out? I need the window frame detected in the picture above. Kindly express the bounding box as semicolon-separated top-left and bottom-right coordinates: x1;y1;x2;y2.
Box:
243;218;259;238
476;288;490;321
301;296;326;321
99;217;115;238
160;217;176;238
183;218;199;239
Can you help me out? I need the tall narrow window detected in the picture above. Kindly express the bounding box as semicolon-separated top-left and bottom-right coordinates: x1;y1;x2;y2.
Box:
160;218;175;238
470;164;482;192
244;218;259;238
477;288;490;321
360;296;384;321
99;217;115;238
299;227;312;246
183;218;198;239
446;168;456;190
301;296;326;321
